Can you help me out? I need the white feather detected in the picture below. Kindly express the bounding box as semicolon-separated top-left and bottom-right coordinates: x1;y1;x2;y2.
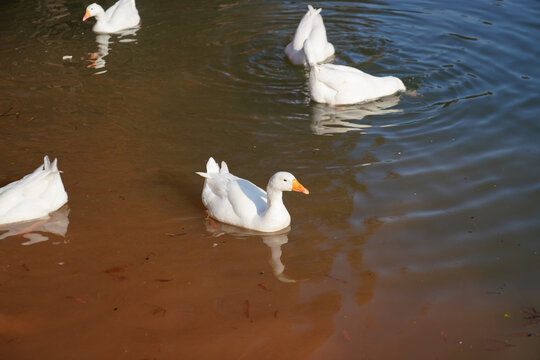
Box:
285;5;334;66
0;156;68;225
304;38;406;105
196;158;309;232
84;0;140;34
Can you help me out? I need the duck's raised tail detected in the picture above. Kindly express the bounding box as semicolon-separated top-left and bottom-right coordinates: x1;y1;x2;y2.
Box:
42;155;61;172
196;157;221;178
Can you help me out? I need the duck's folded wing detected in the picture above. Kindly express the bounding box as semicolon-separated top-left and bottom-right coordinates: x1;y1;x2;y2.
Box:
316;65;368;91
108;0;139;25
105;0;122;18
204;173;235;200
0;172;49;219
318;65;386;104
227;178;267;218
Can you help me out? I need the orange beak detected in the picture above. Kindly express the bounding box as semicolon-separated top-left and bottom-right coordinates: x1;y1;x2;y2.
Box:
83;10;91;21
292;178;309;194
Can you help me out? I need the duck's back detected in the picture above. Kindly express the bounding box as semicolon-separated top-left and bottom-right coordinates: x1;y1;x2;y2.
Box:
313;64;405;105
96;0;140;33
202;172;267;228
0;157;68;225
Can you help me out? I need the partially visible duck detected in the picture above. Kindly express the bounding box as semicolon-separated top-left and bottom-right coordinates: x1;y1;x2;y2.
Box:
304;38;405;105
83;0;140;34
196;157;309;233
0;156;68;225
285;5;334;66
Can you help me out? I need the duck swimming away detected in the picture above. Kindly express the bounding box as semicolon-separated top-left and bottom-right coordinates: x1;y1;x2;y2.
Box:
196;157;309;233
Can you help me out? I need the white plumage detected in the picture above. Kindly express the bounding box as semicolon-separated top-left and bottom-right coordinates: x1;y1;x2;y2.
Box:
0;156;68;225
196;157;309;233
83;0;140;34
304;38;406;105
285;5;334;66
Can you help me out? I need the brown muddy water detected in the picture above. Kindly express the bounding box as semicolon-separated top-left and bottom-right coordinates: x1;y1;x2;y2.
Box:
1;0;539;359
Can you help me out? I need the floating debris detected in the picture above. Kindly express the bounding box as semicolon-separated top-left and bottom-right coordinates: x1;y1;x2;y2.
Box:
105;264;132;281
166;232;186;237
257;283;271;291
66;296;87;304
342;329;352;343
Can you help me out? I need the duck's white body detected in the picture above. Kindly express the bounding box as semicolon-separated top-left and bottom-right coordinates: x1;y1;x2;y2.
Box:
196;157;309;233
83;0;140;34
0;156;68;225
285;5;334;66
304;39;406;105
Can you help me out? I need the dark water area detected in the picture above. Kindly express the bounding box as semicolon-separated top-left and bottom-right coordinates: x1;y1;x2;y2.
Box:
1;0;539;359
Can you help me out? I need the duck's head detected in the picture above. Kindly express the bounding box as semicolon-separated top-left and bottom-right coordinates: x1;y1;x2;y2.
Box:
270;172;310;194
83;3;104;21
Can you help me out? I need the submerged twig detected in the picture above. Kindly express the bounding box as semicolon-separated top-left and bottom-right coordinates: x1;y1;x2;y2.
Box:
1;106;13;116
0;106;20;120
522;307;540;327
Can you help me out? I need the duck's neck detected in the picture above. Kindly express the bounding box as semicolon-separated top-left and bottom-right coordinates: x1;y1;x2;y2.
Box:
262;188;289;220
250;184;291;232
266;188;283;207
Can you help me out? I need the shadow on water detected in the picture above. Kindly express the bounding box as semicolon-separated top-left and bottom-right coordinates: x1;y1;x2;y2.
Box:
0;206;70;245
203;221;298;283
310;94;402;135
86;27;140;75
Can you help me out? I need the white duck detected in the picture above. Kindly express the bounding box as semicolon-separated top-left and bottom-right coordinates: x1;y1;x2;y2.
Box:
304;38;406;105
83;0;140;34
285;5;334;66
0;156;68;225
196;157;309;233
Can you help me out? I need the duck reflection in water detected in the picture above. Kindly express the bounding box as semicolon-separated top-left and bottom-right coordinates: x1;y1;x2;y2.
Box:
310;94;402;135
87;27;139;74
0;206;70;246
204;220;297;283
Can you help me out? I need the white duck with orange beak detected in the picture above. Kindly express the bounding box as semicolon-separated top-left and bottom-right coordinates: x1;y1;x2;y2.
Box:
83;0;140;34
197;157;309;232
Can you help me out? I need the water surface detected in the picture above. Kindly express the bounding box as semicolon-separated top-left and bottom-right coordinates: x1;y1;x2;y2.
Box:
1;0;539;359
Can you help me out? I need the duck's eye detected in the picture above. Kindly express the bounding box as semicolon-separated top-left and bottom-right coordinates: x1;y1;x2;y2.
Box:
283;179;288;182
